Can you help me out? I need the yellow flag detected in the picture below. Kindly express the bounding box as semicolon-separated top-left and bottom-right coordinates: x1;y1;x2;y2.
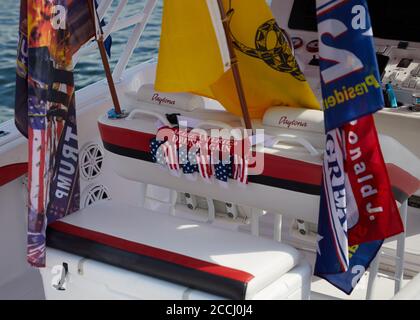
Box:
156;0;320;119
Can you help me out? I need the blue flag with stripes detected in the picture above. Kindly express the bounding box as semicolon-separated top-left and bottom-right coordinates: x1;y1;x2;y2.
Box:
314;0;391;295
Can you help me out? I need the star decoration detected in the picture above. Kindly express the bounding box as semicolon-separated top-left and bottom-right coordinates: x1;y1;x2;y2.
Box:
316;234;324;256
214;159;232;182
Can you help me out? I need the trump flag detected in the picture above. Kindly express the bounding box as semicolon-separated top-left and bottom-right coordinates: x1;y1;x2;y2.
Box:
15;0;95;267
314;0;403;294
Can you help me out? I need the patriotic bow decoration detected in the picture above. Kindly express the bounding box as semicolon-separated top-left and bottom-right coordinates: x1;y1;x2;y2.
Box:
196;152;213;181
149;127;249;185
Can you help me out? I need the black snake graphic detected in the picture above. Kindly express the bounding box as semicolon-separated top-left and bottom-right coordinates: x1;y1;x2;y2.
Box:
227;10;305;81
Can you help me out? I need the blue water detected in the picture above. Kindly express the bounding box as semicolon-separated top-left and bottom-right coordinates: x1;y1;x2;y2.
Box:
0;0;162;124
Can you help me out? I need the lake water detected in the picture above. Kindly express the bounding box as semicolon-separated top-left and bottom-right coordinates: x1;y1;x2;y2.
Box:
0;0;162;124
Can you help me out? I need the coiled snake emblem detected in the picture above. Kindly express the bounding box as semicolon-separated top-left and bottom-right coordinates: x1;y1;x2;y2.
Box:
227;10;305;81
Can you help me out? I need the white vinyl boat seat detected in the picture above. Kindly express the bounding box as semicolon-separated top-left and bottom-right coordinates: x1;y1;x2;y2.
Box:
98;106;420;227
98;112;324;224
46;201;302;300
135;84;206;111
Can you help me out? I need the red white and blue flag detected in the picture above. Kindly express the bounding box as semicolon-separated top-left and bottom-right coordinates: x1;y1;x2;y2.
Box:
162;141;181;172
15;0;95;267
232;154;249;185
314;0;404;294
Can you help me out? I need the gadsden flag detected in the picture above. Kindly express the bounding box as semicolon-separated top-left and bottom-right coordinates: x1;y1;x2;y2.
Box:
155;0;320;119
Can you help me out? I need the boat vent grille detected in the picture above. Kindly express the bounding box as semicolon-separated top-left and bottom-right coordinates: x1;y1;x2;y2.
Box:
83;184;111;208
80;143;104;181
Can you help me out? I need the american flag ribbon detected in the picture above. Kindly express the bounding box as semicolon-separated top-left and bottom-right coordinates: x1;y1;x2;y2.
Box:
232;154;249;185
214;159;231;183
150;130;251;185
232;155;239;180
162;141;180;171
196;152;213;180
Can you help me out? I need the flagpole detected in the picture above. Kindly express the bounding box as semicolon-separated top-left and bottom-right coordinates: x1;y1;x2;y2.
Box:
87;0;122;115
216;0;252;130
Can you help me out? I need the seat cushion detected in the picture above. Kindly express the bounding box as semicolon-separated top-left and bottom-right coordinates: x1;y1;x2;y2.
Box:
47;202;300;299
263;107;324;134
136;84;205;111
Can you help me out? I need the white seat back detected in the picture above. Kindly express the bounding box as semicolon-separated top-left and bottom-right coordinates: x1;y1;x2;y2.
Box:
136;84;205;111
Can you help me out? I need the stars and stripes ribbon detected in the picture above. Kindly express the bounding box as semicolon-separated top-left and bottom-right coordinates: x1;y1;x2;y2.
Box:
151;138;180;173
196;153;213;181
232;154;249;185
178;147;196;174
162;142;180;172
214;159;232;183
149;135;249;185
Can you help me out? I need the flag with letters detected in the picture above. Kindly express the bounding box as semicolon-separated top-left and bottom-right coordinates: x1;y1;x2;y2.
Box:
317;0;384;131
15;0;95;267
314;0;404;294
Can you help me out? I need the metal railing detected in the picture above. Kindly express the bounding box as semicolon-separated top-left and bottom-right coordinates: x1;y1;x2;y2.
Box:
74;0;159;80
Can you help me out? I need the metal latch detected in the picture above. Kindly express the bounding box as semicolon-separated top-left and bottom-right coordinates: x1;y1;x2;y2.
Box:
53;262;69;291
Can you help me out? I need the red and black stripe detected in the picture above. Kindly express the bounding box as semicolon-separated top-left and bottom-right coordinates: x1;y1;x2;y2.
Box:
98;122;323;195
387;164;420;203
0;163;27;187
47;221;254;299
98;122;419;200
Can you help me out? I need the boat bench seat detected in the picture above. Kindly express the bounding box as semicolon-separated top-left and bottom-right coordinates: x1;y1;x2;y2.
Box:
45;201;311;300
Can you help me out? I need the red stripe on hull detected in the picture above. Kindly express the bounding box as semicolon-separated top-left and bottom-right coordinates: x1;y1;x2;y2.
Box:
262;153;321;186
0;163;28;187
386;164;420;198
98;122;155;154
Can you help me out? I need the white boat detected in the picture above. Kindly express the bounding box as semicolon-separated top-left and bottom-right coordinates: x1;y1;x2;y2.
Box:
1;0;420;300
